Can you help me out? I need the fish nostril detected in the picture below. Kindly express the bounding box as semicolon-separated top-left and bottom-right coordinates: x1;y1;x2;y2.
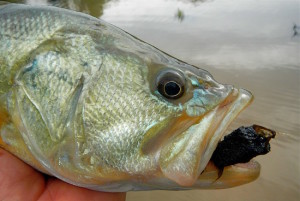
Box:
223;84;234;92
205;84;235;103
215;84;233;93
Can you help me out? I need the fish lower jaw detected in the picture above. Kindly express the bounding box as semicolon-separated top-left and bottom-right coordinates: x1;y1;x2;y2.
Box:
197;159;260;189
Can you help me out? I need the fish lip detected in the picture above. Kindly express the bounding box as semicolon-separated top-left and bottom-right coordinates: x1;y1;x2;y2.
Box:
191;88;259;188
195;88;256;186
197;88;254;174
159;88;254;187
195;160;260;189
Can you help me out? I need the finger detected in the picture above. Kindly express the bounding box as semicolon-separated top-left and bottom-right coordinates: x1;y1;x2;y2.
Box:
0;148;45;201
0;148;126;201
39;178;126;201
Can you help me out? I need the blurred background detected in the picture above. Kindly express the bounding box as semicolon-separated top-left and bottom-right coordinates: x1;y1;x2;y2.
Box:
5;0;300;200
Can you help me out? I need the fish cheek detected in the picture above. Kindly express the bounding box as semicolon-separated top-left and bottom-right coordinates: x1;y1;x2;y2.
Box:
140;116;176;155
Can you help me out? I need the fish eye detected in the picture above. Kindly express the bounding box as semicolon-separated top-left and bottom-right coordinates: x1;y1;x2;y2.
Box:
156;70;185;99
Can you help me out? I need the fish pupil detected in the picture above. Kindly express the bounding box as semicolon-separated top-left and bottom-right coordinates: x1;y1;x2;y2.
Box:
164;81;181;97
156;70;185;99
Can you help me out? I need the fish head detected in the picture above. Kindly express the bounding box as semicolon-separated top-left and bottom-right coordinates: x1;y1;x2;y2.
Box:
85;26;256;188
139;56;255;187
80;39;255;189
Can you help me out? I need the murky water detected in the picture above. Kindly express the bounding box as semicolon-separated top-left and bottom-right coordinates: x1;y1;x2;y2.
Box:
5;0;300;200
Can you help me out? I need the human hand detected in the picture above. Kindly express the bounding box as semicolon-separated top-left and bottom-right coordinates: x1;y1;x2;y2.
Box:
0;148;126;201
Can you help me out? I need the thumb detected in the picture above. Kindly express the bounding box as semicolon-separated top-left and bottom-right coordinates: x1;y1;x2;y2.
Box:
0;148;45;201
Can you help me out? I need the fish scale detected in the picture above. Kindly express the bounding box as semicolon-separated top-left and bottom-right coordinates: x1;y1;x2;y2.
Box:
16;51;84;141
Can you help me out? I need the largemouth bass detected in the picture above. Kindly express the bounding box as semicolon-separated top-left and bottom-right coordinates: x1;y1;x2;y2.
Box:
0;3;259;191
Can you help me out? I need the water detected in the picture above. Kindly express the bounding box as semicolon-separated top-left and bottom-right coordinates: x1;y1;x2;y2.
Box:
5;0;300;200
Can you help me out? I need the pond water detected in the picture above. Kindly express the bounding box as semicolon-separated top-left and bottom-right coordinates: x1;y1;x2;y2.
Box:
5;0;300;200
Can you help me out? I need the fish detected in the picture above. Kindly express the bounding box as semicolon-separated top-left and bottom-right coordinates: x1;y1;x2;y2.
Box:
0;2;258;191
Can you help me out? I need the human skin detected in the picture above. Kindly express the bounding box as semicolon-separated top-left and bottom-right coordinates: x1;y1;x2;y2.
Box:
0;149;126;201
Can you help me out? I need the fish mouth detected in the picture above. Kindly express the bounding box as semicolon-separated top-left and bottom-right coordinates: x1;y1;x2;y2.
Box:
196;88;258;189
159;88;256;187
